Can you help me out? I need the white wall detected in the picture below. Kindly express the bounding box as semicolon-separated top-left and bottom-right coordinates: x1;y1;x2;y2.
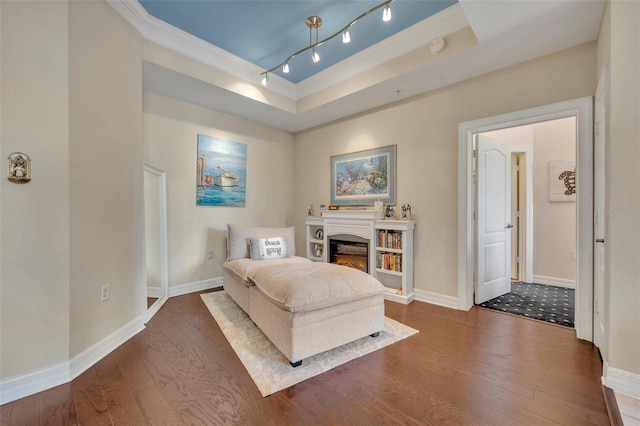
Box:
293;43;596;298
1;0;144;385
531;118;576;283
68;0;144;357
483;118;577;285
598;0;640;379
143;92;295;287
1;0;71;380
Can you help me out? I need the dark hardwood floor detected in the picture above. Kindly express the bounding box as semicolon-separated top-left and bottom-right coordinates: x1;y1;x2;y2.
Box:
1;289;609;425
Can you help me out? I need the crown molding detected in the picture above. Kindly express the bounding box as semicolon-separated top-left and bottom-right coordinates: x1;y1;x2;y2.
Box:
107;1;465;103
296;3;469;99
107;0;297;99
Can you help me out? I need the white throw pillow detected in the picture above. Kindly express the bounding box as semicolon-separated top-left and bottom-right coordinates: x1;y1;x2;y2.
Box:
226;224;296;260
249;237;288;260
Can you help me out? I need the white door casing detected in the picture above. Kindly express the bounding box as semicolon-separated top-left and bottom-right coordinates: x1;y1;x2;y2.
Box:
476;136;512;304
593;72;607;353
458;97;593;341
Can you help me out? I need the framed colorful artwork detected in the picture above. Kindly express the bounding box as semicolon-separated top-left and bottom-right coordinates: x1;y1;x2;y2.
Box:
196;134;247;207
330;145;396;206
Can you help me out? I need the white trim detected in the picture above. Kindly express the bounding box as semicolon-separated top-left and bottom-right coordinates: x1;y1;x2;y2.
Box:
296;4;469;99
604;362;640;399
0;362;70;405
146;286;163;298
143;162;169;323
414;289;458;310
0;315;145;405
70;316;146;380
531;275;576;289
145;295;169;324
458;97;593;342
168;277;223;298
508;145;534;284
108;1;466;102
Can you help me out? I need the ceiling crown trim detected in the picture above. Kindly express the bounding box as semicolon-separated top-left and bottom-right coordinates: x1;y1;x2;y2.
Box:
107;0;297;99
108;0;466;102
296;3;468;99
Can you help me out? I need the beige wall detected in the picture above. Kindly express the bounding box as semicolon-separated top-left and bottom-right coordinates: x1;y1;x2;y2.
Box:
1;0;71;380
294;43;596;297
143;92;295;286
68;0;145;356
482;118;577;284
531;118;576;282
1;0;144;380
599;0;640;376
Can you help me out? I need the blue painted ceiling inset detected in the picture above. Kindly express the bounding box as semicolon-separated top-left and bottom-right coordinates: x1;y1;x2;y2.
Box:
139;0;457;83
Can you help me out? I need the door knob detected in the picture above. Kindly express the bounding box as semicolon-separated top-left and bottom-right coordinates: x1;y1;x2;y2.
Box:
505;224;514;229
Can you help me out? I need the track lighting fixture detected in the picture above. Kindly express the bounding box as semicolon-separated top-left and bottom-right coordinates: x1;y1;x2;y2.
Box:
259;0;394;84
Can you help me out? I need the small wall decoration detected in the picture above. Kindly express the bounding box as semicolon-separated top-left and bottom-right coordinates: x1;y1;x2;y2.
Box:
7;152;31;184
196;134;247;207
330;145;396;206
549;160;576;202
315;228;324;240
314;243;323;258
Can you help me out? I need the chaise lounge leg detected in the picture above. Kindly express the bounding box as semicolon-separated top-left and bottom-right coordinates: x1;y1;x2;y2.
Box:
290;360;302;368
370;332;380;338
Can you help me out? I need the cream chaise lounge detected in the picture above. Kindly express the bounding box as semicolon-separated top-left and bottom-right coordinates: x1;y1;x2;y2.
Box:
222;224;385;367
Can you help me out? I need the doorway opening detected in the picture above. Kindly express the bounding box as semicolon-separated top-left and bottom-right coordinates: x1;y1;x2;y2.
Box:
458;97;593;341
473;119;577;327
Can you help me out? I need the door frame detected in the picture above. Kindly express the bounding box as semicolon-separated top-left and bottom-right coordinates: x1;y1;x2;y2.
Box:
144;161;169;323
507;147;533;284
458;97;593;341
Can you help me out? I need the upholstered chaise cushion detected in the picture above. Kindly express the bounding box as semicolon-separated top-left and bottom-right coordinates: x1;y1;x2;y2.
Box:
227;224;296;260
223;256;311;281
248;262;383;313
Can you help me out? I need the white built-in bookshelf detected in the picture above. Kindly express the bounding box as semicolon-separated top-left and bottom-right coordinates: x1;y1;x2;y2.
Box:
305;211;415;304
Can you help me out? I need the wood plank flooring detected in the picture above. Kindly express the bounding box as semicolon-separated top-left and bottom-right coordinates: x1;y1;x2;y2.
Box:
1;289;609;425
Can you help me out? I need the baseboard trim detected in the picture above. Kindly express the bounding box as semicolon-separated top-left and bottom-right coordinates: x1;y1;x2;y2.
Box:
414;289;458;310
69;315;146;381
531;275;576;289
604;363;640;399
602;385;625;426
0;280;224;405
147;286;163;298
168;277;223;297
0;361;70;405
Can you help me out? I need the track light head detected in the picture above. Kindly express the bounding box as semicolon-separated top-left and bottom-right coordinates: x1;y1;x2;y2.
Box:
342;29;351;44
261;73;269;86
383;4;391;21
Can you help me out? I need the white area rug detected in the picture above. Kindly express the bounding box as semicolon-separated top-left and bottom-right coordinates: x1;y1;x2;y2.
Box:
200;291;418;397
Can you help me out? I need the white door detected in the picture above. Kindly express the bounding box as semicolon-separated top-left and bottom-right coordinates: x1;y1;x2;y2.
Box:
593;76;607;352
476;136;512;304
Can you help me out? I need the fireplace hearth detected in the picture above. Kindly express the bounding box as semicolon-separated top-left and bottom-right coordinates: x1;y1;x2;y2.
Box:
329;234;369;273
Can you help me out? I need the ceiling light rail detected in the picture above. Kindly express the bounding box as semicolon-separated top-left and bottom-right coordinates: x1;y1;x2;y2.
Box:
261;0;395;86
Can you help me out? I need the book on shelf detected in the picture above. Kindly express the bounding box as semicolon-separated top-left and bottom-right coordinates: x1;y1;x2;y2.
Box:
375;252;403;272
376;230;402;249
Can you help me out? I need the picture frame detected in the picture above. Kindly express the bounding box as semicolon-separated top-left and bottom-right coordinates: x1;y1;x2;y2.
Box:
330;145;396;206
196;134;247;207
549;160;576;202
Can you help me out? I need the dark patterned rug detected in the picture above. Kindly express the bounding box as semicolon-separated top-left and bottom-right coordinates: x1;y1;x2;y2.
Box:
477;281;575;328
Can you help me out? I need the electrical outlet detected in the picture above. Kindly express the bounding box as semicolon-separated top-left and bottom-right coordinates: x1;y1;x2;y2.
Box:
100;284;110;302
208;250;214;260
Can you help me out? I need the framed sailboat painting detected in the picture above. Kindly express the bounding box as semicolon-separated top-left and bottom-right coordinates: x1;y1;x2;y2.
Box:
196;134;247;207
